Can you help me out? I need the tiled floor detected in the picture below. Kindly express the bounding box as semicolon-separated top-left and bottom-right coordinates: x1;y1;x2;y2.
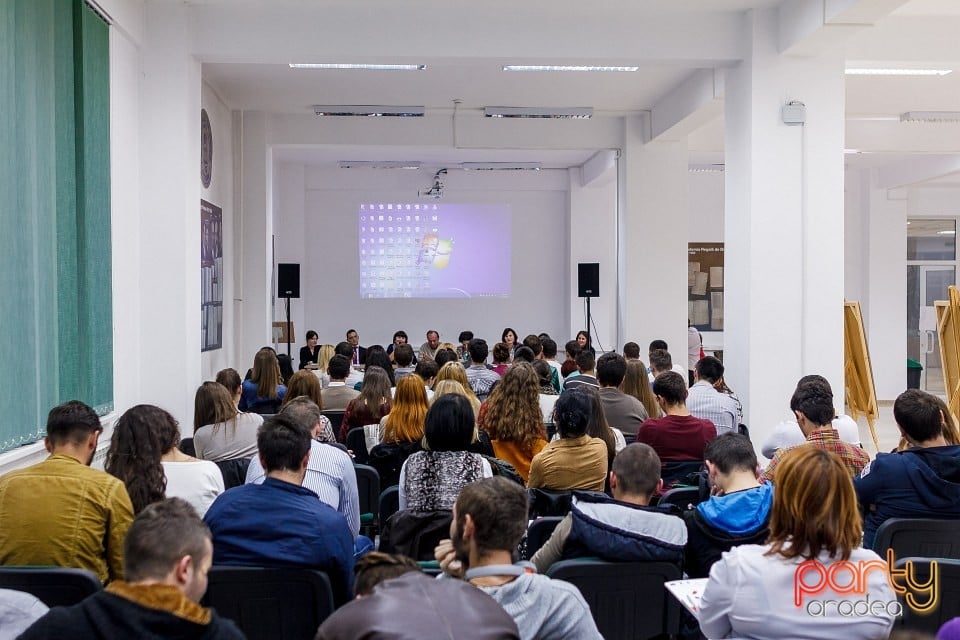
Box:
852;402;900;456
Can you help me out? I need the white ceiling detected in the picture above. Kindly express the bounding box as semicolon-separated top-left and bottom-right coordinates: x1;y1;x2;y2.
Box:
197;0;960;179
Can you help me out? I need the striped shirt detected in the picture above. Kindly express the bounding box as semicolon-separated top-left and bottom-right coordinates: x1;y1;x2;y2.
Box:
687;381;739;436
762;428;870;482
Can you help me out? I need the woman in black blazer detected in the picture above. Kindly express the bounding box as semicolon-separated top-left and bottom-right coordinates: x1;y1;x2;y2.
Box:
299;330;321;369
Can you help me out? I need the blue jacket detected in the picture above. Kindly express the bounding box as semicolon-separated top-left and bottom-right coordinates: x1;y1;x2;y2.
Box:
563;491;686;564
203;477;354;602
854;445;960;550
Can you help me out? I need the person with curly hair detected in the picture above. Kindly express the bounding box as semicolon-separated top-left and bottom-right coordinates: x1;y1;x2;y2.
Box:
478;362;547;483
156;408;224;518
105;405;170;515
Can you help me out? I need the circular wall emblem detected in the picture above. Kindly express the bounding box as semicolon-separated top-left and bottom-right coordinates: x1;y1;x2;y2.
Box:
200;109;213;188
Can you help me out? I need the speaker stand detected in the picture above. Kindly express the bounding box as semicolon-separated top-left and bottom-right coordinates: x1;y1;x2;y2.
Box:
585;296;593;345
283;296;292;359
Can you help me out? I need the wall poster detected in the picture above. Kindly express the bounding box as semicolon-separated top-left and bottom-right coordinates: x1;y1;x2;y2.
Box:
201;199;223;351
688;243;724;331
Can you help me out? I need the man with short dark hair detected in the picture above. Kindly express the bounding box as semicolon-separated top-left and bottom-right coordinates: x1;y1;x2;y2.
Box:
531;444;686;573
418;330;441;362
457;331;475;365
761;378;870;482
204;415;354;602
563;351;598;391
595;352;648;436
346;329;366;366
322;354;361;411
393;343;416;380
541;337;563;392
0;401;134;583
623;342;641;361
435;477;602;639
414;359;438;389
683;433;772;578
20;498;243;639
524;334;561;392
648;341;688;381
465;338;500;401
560;340;581;379
687;356;739;436
855;389;960;549
333;342;364;388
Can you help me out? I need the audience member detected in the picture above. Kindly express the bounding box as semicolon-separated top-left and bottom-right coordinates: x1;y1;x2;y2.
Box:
19;498;243;639
386;330;416;365
595;352;648;436
687;356;739;435
361;346;396;388
204;414;354;601
465;338;500;401
435;477;602;640
380;375;429;445
560;340;581;379
688;321;702;385
479;363;548;482
215;367;243;407
533;360;559;426
435;362;482;416
400;395;493;511
315;552;520;640
512;345;535;364
155;408;224;518
531;444;686;572
346;328;366;366
240;348;288;412
393;343;417;380
491;342;511;376
105;405;173;515
575;330;595;356
0;401;134;583
762;378;870;481
647;347;674;381
316;344;336;387
541;337;563;392
193;381;263;461
855;388;960;549
283;369;336;442
277;353;295;386
528;388;607;491
623;341;641;361
341;366;392;441
334;341;365;388
0;589;47;638
636;372;716;485
246;397;361;541
418;330;441;362
621;359;661;419
563;351;598;391
300;329;321;369
414;358;438;389
502;327;519;360
761;413;861;458
683;433;772;578
456;330;474;365
699;447;896;640
434;346;460;369
321;354;361;412
583;388;626;465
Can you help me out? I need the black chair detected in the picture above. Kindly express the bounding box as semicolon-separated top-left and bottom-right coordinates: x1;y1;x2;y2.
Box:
216;457;251;490
528;488;575;518
346;427;369;464
660;461;705;488
895;557;960;635
379;485;400;530
0;567;101;607
202;567;336;640
379;509;453;561
873;518;960;558
322;411;345;440
179;437;196;457
546;560;682;640
249;401;282;415
354;463;380;535
657;486;702;512
622;432;637;445
524;516;564;560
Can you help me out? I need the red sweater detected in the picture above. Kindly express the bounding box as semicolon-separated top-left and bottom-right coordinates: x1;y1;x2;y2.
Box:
636;414;717;462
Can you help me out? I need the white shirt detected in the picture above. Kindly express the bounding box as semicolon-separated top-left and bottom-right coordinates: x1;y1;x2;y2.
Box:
161;460;225;517
539;393;559;425
760;415;862;459
687;380;739;436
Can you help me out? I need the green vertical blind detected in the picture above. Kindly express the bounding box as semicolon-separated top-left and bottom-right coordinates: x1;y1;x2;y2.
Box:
0;0;112;453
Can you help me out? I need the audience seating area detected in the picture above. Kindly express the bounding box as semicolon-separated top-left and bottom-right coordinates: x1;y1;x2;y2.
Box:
0;567;101;608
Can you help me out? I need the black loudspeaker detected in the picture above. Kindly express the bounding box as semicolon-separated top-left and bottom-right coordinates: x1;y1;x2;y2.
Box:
277;263;300;298
578;263;599;298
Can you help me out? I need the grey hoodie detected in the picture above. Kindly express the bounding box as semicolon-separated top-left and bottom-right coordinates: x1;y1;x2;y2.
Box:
480;572;602;640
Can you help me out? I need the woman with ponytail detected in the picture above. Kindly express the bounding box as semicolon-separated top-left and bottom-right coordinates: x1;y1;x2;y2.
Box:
527;387;608;491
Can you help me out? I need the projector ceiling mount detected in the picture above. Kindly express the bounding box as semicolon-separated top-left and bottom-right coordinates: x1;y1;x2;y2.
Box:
419;168;447;199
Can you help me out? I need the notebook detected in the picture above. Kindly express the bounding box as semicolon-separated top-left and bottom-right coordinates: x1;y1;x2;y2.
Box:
665;578;708;618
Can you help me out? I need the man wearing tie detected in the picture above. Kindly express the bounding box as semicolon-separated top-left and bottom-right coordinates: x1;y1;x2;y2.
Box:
346;329;366;366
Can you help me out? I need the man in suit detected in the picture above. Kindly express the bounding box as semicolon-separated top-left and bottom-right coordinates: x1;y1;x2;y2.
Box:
346;329;366;366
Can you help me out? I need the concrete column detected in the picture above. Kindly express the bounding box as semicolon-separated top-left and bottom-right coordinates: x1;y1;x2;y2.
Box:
724;8;846;450
620;117;689;361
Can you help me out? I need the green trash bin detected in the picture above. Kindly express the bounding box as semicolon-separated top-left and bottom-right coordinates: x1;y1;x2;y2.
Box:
907;358;923;389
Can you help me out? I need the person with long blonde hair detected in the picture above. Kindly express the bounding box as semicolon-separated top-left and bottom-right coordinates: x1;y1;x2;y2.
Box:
478;362;547;482
193;381;263;461
699;447;896;640
381;375;429;444
283;370;336;443
239;349;287;413
621;359;661;419
435;362;481;416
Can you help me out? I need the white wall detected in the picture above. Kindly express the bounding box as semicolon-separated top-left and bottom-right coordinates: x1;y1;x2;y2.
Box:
271;166;571;349
688;171;725;242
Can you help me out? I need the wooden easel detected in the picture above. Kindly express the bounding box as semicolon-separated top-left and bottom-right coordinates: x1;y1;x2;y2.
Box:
935;286;960;422
844;301;880;451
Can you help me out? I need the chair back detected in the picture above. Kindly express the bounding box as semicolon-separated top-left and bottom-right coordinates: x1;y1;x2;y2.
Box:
660;460;704;488
657;486;702;512
216;457;251;490
322;411;345;440
249;400;282;415
895;557;960;635
546;560;682;640
202;566;335;640
524;516;564;560
179;437;196;457
378;485;400;532
353;464;380;520
0;567;101;608
874;518;960;558
379;509;453;561
346;427;369;464
527;488;575;518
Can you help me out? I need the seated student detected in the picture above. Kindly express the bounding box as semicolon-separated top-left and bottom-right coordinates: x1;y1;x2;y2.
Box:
595;352;648;437
683;433;773;579
527;388;608;492
699;447;896;640
316;552;519;640
647;346;679;382
341;366;392;442
855;388;960;550
563;351;598;391
239;349;287;412
762;377;870;482
465;338;501;401
193;381;263;462
478;363;548;483
686;356;739;436
435;477;602;640
392;343;417;381
321;354;361;412
531;444;686;573
636;372;716;485
560;340;581;379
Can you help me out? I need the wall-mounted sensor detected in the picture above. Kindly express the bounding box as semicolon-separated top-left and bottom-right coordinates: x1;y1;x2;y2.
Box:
782;101;806;126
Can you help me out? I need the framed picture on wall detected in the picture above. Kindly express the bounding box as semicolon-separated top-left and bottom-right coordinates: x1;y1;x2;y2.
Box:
688;243;724;332
201;199;223;351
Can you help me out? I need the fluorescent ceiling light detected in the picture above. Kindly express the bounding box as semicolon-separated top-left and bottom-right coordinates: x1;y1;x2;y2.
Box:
313;105;425;117
845;68;952;76
484;106;592;119
338;161;421;169
900;111;960;123
688;164;725;173
937;230;956;235
461;162;542;171
291;63;425;71
503;65;638;72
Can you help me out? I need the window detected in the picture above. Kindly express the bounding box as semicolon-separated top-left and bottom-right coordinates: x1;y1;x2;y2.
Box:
0;0;112;453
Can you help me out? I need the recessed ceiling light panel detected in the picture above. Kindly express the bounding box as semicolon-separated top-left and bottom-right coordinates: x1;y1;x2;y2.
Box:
845;68;952;76
338;161;421;169
503;65;638;72
900;111;960;122
313;105;425;117
461;162;542;170
484;106;593;119
291;63;425;71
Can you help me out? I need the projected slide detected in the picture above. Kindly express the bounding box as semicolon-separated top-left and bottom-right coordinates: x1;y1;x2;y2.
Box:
359;203;511;299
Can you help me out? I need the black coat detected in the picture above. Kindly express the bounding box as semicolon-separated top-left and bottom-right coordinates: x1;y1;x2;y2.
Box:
681;508;770;578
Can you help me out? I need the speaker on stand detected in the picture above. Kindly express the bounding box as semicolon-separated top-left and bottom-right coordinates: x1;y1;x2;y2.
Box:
578;263;599;343
277;263;300;359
